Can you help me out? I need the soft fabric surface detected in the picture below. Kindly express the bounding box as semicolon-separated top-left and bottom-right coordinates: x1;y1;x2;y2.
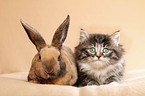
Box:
0;70;145;96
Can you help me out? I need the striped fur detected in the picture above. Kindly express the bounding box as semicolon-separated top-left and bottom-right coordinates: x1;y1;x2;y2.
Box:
74;30;124;87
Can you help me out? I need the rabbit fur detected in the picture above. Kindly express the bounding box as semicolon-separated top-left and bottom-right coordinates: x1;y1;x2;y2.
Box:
20;15;77;85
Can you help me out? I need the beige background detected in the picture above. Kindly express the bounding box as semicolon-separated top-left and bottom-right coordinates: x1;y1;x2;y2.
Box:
0;0;145;73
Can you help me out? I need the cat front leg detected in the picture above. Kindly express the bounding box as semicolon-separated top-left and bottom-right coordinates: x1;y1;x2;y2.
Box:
104;75;120;85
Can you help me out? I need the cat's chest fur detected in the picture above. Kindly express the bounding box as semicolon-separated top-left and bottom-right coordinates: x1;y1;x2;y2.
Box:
78;57;124;85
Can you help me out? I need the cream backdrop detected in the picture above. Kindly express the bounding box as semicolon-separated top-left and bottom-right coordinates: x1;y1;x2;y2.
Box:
0;0;145;73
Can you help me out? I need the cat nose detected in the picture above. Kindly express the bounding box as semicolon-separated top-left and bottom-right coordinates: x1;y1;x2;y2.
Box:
97;55;101;59
96;52;102;59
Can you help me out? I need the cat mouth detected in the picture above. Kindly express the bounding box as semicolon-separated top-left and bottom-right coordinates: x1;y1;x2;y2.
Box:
92;59;102;63
93;58;102;61
95;60;101;62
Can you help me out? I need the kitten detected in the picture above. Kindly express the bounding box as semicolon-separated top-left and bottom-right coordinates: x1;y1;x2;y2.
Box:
74;29;125;87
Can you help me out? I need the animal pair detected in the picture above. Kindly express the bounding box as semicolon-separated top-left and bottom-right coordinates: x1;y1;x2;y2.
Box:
21;15;124;86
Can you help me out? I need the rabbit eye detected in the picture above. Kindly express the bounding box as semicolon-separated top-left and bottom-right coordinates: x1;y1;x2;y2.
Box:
58;55;61;61
39;55;41;60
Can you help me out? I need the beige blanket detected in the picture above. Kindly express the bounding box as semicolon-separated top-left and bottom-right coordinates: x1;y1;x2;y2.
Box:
0;70;145;96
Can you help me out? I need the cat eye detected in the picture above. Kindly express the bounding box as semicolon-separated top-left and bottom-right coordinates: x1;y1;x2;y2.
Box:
103;48;109;53
90;47;96;53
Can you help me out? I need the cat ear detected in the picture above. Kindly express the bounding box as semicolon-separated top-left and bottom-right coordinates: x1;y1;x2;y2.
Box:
80;29;89;42
111;30;120;46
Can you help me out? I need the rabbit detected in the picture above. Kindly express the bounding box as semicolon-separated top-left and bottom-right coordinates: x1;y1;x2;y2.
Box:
20;15;78;85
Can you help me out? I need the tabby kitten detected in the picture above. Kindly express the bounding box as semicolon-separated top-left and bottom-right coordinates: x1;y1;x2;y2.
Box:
75;29;125;87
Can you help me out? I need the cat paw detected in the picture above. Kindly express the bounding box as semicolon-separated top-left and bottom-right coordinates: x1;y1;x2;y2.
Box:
85;84;99;87
109;82;120;85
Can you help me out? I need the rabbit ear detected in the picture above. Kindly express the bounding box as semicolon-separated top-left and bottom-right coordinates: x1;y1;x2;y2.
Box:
20;19;46;51
51;15;70;49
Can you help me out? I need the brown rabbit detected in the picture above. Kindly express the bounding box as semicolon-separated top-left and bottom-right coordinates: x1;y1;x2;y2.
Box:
20;15;77;85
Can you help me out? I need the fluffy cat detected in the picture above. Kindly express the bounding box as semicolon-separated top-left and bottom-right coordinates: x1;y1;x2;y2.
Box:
74;29;125;87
